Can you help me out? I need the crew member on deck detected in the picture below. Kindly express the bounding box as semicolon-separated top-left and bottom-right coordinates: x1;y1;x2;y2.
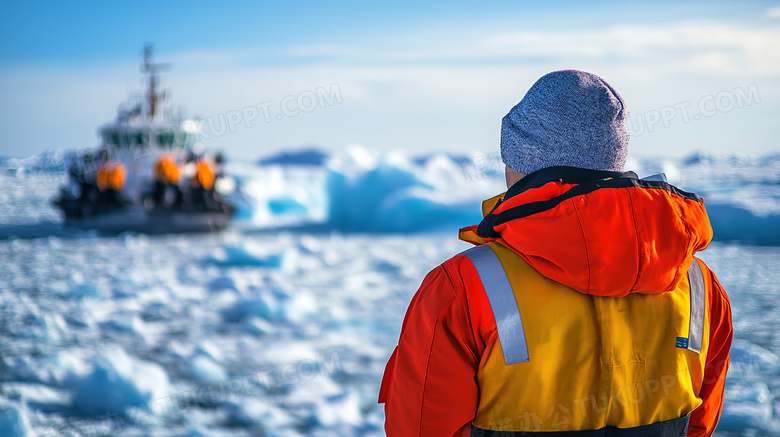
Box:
190;157;217;210
96;150;126;210
152;154;182;210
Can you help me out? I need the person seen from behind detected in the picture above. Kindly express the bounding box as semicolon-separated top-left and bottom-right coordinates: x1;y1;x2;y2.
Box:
379;69;733;437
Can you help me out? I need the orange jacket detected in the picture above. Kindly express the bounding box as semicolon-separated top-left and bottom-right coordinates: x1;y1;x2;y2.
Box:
194;159;215;190
379;167;732;437
154;155;180;184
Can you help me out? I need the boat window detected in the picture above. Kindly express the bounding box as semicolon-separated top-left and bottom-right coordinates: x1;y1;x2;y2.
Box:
157;132;176;148
104;132;120;146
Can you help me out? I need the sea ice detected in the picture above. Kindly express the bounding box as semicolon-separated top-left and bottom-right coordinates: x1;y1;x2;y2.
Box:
222;397;293;429
189;355;228;385
3;149;780;435
72;347;170;416
0;403;34;437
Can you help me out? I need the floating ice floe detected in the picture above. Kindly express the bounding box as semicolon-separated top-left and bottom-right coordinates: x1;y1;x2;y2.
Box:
0;403;34;437
6;351;89;388
720;382;780;432
730;339;779;370
189;355;228;385
315;389;363;427
718;340;780;433
206;275;237;292
205;244;296;271
99;311;144;334
47;272;107;299
13;312;68;343
222;397;293;430
283;291;319;324
1;382;71;416
72;346;170;416
222;294;278;322
242;316;276;336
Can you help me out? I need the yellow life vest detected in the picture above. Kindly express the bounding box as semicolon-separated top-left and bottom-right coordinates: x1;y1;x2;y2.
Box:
466;242;709;433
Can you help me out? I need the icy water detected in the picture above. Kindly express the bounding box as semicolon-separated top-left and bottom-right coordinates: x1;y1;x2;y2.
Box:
1;229;466;436
2;156;780;436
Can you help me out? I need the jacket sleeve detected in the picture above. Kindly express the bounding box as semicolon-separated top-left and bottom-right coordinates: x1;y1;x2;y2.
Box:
688;266;733;436
379;265;480;437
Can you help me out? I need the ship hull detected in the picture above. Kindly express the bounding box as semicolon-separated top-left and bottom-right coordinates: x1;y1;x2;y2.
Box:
62;209;232;234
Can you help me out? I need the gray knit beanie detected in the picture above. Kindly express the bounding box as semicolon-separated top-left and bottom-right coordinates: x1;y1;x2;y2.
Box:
500;69;629;175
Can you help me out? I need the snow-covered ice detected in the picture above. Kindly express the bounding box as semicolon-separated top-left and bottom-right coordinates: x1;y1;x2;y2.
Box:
0;402;34;437
72;346;171;416
1;148;780;435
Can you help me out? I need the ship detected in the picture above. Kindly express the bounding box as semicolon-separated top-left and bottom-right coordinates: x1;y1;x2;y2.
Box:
52;45;235;234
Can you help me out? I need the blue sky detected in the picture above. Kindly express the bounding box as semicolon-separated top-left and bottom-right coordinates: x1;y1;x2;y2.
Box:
1;0;779;159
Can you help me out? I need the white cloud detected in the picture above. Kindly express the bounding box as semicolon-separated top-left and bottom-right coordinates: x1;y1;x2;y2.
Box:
766;5;780;18
2;20;779;159
279;20;780;76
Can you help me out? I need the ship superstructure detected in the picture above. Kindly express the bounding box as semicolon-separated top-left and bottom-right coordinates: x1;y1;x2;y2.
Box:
53;45;234;233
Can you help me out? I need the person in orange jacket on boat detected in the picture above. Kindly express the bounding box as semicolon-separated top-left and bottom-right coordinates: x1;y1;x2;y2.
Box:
97;159;125;192
193;158;215;191
155;154;180;185
151;154;182;209
96;150;126;208
379;70;732;437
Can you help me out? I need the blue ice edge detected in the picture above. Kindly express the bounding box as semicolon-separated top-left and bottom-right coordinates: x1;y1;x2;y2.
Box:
706;203;780;246
234;149;780;244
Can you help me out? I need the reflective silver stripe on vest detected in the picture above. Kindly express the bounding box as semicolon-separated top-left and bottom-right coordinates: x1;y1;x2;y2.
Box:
687;259;705;354
461;245;529;364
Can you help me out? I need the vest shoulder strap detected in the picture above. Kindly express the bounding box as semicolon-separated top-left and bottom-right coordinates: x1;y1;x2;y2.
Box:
686;259;705;354
461;244;529;364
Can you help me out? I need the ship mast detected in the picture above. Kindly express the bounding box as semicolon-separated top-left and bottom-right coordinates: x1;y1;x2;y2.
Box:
141;44;168;120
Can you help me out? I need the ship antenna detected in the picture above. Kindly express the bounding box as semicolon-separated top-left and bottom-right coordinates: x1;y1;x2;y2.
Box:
141;44;169;120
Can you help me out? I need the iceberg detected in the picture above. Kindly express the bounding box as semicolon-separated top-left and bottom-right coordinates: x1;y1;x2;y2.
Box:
230;147;780;242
